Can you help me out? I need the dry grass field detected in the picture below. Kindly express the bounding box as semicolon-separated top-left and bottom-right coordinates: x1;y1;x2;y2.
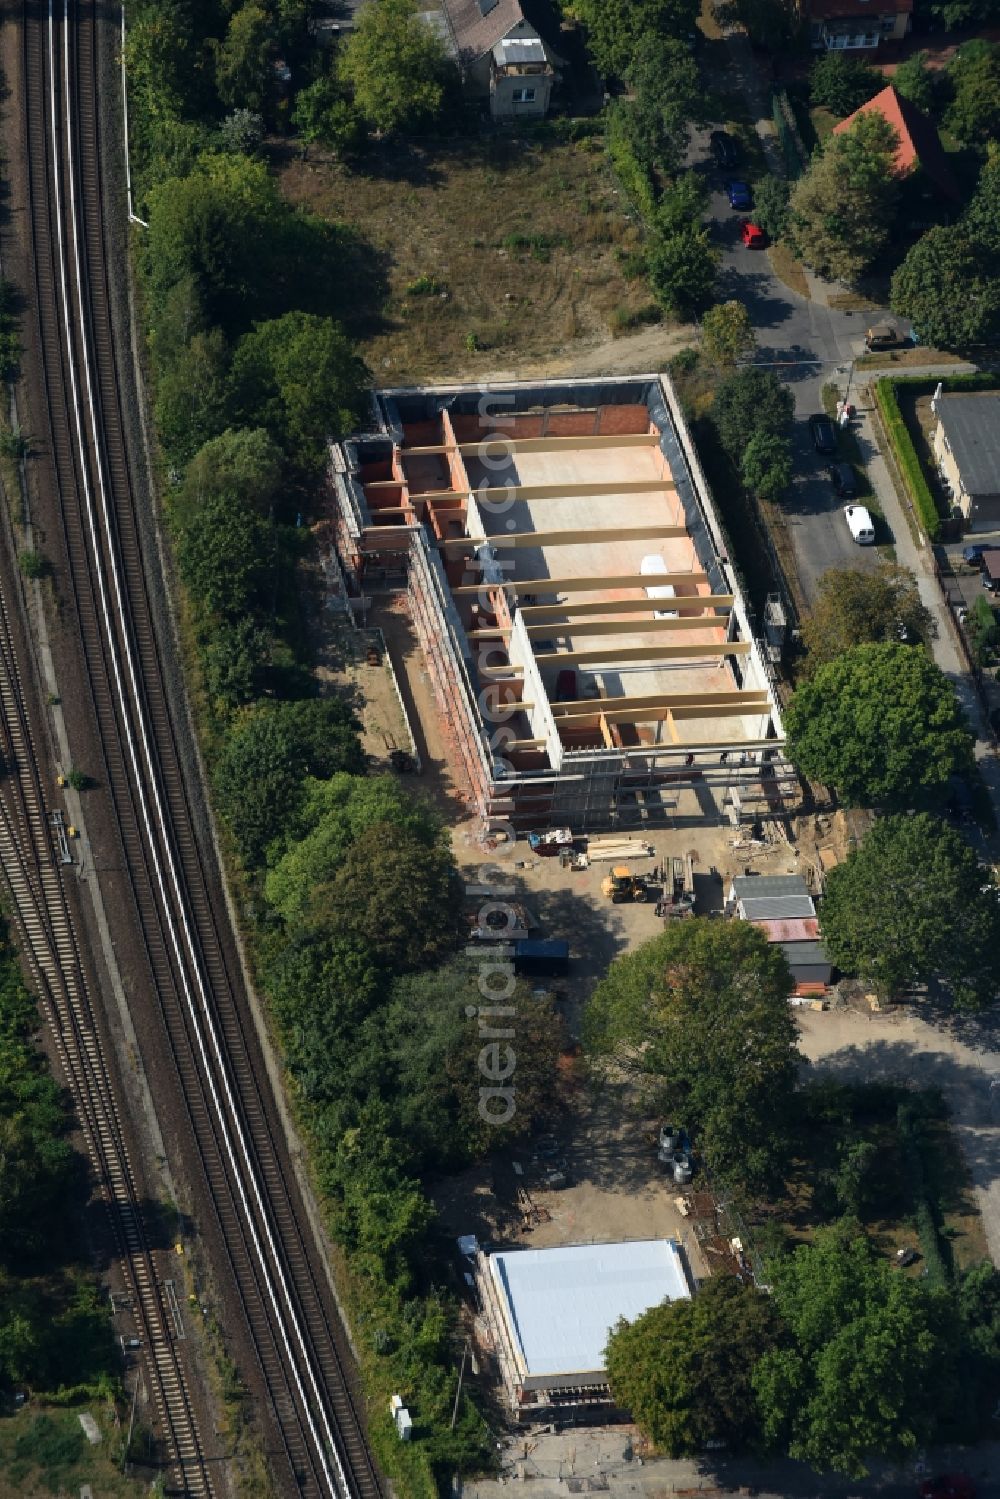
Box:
276;129;659;382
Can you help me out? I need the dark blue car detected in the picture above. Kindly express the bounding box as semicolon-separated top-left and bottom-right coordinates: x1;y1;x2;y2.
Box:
726;180;752;210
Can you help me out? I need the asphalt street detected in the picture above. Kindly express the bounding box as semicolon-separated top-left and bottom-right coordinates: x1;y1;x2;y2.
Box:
696;145;888;604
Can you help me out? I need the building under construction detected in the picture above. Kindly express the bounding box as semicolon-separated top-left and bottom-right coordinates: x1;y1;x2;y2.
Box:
329;376;791;832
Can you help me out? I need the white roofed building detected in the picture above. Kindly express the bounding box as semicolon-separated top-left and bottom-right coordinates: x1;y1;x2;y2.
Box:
475;1239;692;1416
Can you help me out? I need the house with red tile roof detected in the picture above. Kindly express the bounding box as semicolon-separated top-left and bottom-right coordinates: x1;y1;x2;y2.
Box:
799;0;912;54
832;84;960;200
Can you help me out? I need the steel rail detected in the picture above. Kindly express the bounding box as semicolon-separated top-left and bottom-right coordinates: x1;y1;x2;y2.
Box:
20;3;384;1494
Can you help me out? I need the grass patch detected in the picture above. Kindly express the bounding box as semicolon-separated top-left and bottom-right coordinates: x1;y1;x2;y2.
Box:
0;1405;148;1498
277;132;650;381
857;346;966;370
827;290;880;312
808;105;839;146
767;241;809;300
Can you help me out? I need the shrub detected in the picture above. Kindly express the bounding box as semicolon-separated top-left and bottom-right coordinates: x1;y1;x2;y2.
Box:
405;274;443;297
809;53;882;115
18;549;48;579
608;302;662;335
873;380;941;541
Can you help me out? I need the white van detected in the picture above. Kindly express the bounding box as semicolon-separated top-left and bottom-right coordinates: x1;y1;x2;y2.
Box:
640;554;678;618
844;504;875;546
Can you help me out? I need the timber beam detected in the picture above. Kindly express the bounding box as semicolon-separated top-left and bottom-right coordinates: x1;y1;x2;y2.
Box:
413;479;675;504
549;688;770;717
450;572;710;596
402;434;660;457
532;641;752;665
518;594;735;621
468;615;731;641
440;526;688;553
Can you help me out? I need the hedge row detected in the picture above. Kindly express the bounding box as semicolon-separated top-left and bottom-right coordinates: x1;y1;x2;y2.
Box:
873;379;942;542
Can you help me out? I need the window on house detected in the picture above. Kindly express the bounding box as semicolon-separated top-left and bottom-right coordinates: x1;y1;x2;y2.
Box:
880;14;897;29
512;87;537;102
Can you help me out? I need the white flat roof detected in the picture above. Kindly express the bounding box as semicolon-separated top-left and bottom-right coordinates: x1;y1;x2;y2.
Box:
489;1239;690;1379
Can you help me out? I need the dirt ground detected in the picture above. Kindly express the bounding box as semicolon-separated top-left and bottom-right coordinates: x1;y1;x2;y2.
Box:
277;133;665;384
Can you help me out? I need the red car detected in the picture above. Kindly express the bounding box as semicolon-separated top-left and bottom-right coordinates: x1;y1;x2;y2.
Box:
919;1476;977;1499
740;219;766;248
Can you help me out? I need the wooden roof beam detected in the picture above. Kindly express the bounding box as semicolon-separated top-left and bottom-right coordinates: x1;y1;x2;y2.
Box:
525;616;730;639
415;480;676;504
450;572;709;595
549;688;771;717
533;641;751;666
402;434;660;457
518;594;735;621
441;526;688;553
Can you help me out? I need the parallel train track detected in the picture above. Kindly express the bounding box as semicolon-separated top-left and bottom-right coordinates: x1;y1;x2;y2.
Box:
17;3;384;1493
0;583;211;1495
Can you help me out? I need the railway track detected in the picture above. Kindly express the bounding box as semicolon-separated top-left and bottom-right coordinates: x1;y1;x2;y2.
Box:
0;583;211;1496
18;3;384;1495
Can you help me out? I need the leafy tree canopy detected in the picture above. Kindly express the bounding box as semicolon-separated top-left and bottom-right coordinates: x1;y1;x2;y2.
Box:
785;642;973;808
742;431;793;501
339;0;455;135
585;920;798;1187
751;175;791;240
625;37;703;176
946;43;1000;145
606;1277;782;1455
713;366;794;462
265;772;447;926
573;0;700;79
230;311;368;468
790;112;900;283
701;300;756;369
214;3;271;114
891;52;937;114
890;227;1000;352
754;1223;956;1476
801;561;935;674
821;813;1000;1006
214;703;364;866
648;228;719;316
724;0;797;49
808;53;883;116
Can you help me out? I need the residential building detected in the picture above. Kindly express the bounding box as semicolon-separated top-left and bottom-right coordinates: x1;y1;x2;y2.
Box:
801;0;912;52
328;376;791;834
832;85;959;200
933;392;1000;533
441;0;556;117
474;1239;692;1416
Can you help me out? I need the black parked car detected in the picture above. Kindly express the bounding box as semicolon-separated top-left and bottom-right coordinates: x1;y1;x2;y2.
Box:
809;413;837;455
829;461;857;497
710;130;739;169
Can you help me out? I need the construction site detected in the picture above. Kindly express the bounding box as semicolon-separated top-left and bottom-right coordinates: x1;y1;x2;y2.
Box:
329;376;793;832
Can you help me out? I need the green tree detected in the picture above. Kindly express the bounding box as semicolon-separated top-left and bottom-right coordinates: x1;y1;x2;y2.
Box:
808;53;883;116
339;0;455;135
790;112;900;282
754;1224;957;1476
626;38;703;177
751;176;791;241
892;52;937;114
648;228;719;315
154;327;232;466
217;107;265;155
586;920;798;1187
962;145;1000;253
214;703;364;866
171;427;283;618
890;227;1000;352
214;3;271;113
265;773;447;925
203;617;272;711
713;366;794;462
742;431;793;501
785;642;974;808
801;562;935;673
820;813;1000;1006
308;821;463;972
606;1277;782;1455
292;73;365;153
701;300;756;369
230;311;368;468
946;43;1000;145
573;0;700;79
